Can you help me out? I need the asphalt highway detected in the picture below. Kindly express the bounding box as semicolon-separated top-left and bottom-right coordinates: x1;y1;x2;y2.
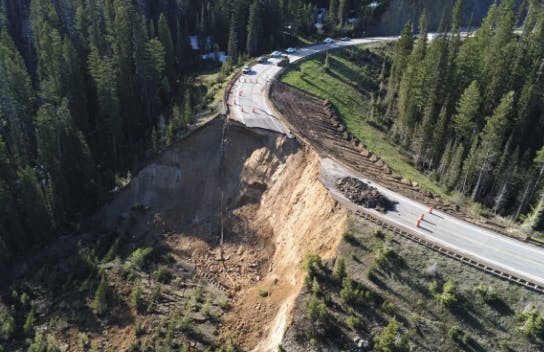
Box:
227;36;544;288
229;37;395;135
320;158;544;287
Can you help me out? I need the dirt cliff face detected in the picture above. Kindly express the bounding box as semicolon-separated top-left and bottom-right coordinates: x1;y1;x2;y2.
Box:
98;117;348;350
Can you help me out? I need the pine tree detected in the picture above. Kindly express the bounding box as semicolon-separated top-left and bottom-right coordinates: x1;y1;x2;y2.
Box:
92;277;108;315
142;38;166;120
158;13;175;85
88;46;121;168
338;0;348;26
0;26;36;165
183;91;193;126
452;81;481;144
328;0;338;26
332;256;347;282
17;167;53;240
461;136;479;194
482;0;516;111
227;14;238;61
386;22;413;114
246;0;263;56
471;91;514;199
444;143;465;189
395;11;428;144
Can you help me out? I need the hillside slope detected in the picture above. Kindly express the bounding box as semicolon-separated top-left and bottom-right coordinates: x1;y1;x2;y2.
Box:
368;0;521;35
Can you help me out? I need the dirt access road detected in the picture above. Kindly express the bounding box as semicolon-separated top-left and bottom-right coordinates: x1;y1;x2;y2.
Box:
228;37;544;290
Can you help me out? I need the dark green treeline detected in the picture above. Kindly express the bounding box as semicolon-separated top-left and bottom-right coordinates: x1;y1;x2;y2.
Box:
0;0;358;263
379;0;544;230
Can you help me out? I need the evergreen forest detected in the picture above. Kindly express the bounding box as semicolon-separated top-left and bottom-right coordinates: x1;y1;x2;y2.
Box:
379;0;544;230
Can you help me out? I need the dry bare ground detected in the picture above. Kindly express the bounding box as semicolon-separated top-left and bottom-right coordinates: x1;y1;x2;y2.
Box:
96;117;348;350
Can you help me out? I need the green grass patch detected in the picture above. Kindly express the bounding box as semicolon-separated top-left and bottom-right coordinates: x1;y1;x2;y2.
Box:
281;44;448;198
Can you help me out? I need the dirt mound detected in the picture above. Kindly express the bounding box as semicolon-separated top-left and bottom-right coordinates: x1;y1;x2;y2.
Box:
336;177;394;212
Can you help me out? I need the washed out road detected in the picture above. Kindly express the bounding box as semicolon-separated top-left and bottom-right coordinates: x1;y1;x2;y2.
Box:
227;36;544;288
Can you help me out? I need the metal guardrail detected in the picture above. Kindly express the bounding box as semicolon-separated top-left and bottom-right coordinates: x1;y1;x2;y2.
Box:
353;208;544;294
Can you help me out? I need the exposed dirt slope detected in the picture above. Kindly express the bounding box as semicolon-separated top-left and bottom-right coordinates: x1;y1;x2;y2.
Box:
269;81;519;237
97;117;348;350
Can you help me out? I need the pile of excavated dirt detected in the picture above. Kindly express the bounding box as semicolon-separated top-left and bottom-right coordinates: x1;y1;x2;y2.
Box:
336;177;394;212
96;116;348;351
269;81;517;237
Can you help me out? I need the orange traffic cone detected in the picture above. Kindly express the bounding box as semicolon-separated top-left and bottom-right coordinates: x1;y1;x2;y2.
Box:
419;213;424;221
429;207;433;214
416;219;421;228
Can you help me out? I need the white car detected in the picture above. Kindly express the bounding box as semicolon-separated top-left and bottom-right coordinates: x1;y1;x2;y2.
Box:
242;66;251;74
270;51;283;58
285;47;297;53
323;37;335;44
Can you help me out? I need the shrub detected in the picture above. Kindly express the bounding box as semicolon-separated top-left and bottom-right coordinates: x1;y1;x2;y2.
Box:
134;322;145;336
218;300;231;311
340;277;363;305
447;325;462;340
91;278;108;315
375;246;394;267
475;284;497;303
123;247;153;273
130;280;144;312
436;280;457;307
518;307;544;337
372;228;385;239
311;277;321;296
201;299;212;318
302;253;322;278
258;289;269;298
306;295;328;323
180;310;193;332
27;333;61;352
498;339;509;350
152;265;171;283
78;333;90;349
342;230;357;244
374;318;406;352
367;261;377;280
23;308;36;334
20;292;30;306
147;284;162;313
428;280;439;294
189;287;203;311
332;256;347;282
381;301;395;314
461;331;472;344
0;306;15;339
347;315;361;330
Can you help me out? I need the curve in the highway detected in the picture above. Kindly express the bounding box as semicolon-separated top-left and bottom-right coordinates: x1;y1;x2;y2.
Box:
225;37;544;291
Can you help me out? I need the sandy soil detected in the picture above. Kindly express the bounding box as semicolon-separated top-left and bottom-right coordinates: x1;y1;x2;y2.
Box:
96;117;348;351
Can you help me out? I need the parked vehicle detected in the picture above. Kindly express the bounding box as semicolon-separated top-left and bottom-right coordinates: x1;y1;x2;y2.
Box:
242;65;251;74
277;56;289;67
285;47;297;53
270;51;283;58
341;37;351;42
323;37;335;44
257;56;268;63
